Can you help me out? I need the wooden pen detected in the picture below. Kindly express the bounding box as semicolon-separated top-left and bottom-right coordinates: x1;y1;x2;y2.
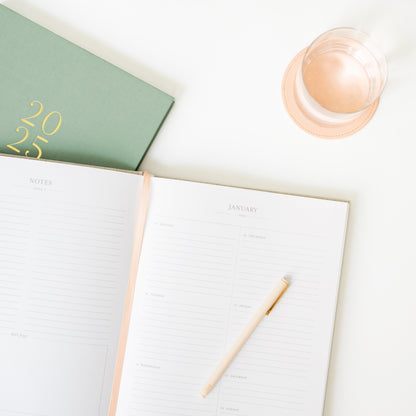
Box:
200;277;289;398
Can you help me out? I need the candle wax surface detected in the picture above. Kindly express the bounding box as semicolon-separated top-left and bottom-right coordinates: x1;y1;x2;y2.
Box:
303;51;370;113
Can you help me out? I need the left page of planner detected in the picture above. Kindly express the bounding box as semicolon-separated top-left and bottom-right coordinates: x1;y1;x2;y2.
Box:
0;156;142;416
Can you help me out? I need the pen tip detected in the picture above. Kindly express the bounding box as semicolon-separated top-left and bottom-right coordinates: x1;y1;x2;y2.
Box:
282;276;291;285
200;384;213;398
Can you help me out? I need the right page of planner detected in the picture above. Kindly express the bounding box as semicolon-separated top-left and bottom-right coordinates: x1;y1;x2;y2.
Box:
116;177;349;416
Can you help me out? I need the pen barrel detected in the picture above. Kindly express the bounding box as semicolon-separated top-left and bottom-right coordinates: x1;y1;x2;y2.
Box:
200;278;288;398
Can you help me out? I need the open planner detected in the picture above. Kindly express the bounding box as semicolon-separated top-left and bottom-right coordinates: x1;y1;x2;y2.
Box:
0;155;349;416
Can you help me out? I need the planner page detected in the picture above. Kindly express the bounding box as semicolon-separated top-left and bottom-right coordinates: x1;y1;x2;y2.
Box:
0;156;142;416
116;177;349;416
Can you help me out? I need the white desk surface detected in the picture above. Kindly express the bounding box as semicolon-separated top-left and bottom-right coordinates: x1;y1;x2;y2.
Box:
4;0;416;414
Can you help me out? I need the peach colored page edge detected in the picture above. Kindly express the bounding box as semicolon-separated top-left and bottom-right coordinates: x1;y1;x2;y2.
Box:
108;171;152;416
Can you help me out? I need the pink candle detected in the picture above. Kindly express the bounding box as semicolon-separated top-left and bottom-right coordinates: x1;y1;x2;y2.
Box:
303;49;370;113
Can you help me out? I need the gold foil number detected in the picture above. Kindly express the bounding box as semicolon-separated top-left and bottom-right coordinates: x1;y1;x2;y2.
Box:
6;101;62;159
25;136;49;159
42;111;62;136
6;127;29;153
21;101;43;127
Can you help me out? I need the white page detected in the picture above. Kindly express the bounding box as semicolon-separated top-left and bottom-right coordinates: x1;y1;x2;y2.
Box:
116;177;348;416
0;156;142;416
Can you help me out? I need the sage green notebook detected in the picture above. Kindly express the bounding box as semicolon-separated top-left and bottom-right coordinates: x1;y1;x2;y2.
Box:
0;5;174;170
